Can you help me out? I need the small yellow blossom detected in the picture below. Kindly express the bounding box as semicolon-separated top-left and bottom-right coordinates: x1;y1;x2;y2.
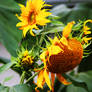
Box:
83;37;92;44
22;50;33;65
83;19;92;35
16;0;51;37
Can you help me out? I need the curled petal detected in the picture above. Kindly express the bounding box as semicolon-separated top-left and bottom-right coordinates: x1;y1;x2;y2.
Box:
56;73;72;85
30;29;35;36
51;73;55;92
83;37;92;44
37;70;44;88
44;69;52;90
84;19;92;26
62;21;75;38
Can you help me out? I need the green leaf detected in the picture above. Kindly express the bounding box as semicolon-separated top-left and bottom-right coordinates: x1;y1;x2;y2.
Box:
15;0;26;5
67;84;87;92
0;0;19;11
0;62;14;74
0;84;33;92
9;84;32;92
76;71;92;92
51;3;92;23
0;8;22;56
0;57;10;64
0;85;9;92
40;26;64;35
66;71;92;92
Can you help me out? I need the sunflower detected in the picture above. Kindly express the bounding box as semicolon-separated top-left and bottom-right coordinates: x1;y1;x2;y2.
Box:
35;21;84;92
16;0;51;37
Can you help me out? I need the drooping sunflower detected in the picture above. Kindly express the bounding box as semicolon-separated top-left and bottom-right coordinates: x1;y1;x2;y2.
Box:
35;21;80;92
35;20;92;92
16;0;51;37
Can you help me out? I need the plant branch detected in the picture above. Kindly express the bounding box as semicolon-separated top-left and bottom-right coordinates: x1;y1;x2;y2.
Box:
25;72;39;84
20;71;26;84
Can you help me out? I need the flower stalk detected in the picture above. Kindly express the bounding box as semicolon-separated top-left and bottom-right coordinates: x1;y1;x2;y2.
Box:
20;71;26;84
26;72;39;84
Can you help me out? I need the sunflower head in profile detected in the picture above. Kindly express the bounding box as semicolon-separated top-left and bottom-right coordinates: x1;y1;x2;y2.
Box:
16;0;51;37
36;20;92;92
40;21;84;74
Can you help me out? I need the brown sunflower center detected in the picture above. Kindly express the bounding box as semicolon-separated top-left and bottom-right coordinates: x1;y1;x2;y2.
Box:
28;11;36;25
47;38;83;73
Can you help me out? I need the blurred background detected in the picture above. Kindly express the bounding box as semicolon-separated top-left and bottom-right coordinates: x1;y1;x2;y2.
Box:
0;0;92;91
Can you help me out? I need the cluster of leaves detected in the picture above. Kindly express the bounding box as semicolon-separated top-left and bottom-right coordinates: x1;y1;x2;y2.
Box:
0;0;92;92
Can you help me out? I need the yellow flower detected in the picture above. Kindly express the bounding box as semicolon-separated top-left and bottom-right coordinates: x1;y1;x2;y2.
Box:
22;50;33;65
83;19;92;35
16;0;51;37
83;37;92;44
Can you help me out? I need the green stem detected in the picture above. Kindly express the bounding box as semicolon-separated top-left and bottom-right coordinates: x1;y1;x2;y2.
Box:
33;66;44;72
20;71;26;84
25;72;39;84
39;34;45;46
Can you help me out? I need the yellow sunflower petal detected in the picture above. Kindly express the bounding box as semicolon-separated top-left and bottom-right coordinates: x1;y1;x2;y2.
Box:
40;51;46;62
35;87;40;92
84;30;91;35
16;14;22;21
32;0;45;10
48;45;63;56
56;73;72;85
84;19;92;26
18;3;25;9
37;70;44;88
38;9;51;18
83;37;92;44
51;73;55;92
44;69;51;90
16;22;26;27
43;4;52;7
83;20;92;35
62;21;75;38
23;26;31;37
40;51;49;68
60;36;68;46
30;29;35;36
51;37;60;45
37;17;51;26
